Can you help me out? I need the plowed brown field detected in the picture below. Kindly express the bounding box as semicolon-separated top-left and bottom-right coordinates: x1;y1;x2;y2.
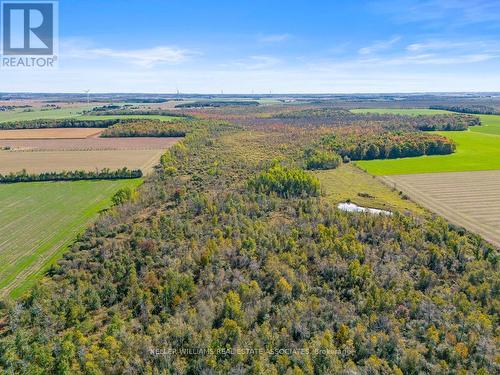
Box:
0;149;167;174
0;128;105;139
0;136;178;151
381;171;500;247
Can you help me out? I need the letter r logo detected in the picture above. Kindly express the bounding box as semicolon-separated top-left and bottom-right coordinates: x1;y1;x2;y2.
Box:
2;2;54;55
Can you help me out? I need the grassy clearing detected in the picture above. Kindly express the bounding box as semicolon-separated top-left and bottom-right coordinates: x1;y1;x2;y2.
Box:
353;109;500;175
0;179;142;298
0;106;94;122
314;164;423;214
350;108;451;115
471;114;500;135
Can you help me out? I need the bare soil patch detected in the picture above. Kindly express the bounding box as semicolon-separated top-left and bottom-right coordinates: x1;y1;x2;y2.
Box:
0;136;179;151
0;149;168;174
0;128;105;140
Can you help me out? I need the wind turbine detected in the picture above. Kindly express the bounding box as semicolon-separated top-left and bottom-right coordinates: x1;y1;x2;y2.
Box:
84;89;90;104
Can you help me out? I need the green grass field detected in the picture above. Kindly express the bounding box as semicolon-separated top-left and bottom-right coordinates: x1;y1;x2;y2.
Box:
355;110;500;175
0;179;142;298
471;114;500;135
0;106;95;122
0;109;183;124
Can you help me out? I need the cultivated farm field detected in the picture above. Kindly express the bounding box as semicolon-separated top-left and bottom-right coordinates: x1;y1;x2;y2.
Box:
0;149;167;174
382;171;500;247
0;128;105;139
0;179;142;298
0;136;178;151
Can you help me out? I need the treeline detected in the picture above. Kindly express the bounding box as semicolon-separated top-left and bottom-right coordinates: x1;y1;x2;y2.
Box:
0;167;142;183
0;118;122;130
86;109;191;118
101;120;188;138
175;100;260;108
430;104;499;115
410;114;480;131
322;131;456;160
89;104;123;112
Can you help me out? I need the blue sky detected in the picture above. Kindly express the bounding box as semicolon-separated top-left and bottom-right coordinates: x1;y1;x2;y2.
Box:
2;0;500;93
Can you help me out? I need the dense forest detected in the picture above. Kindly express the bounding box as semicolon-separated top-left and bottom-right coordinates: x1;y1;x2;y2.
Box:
0;118;122;130
430;105;499;115
175;101;260;108
321;131;456;161
271;108;480;131
101;120;188;138
0;168;142;183
0;109;497;374
85;109;192;118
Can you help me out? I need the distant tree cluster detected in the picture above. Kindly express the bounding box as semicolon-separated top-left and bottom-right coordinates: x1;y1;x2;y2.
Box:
409;114;480;131
176;100;260;108
273;108;353;119
304;148;342;170
430;104;499;115
101;120;188;138
0;118;121;130
322;131;456;160
88;104;123;112
0;167;142;183
249;163;320;197
86;109;191;118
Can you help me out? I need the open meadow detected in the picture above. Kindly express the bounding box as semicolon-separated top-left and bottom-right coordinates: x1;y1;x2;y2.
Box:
0;179;142;298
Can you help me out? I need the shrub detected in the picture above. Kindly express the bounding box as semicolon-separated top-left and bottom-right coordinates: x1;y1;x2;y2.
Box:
304;149;342;170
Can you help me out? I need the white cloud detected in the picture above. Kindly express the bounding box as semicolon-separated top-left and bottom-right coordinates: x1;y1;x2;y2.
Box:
61;41;197;67
359;36;401;55
257;33;291;43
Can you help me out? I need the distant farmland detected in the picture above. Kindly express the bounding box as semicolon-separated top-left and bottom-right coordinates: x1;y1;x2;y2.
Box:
0;179;142;298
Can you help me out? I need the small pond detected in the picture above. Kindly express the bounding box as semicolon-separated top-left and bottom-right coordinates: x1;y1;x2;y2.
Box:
337;202;392;216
